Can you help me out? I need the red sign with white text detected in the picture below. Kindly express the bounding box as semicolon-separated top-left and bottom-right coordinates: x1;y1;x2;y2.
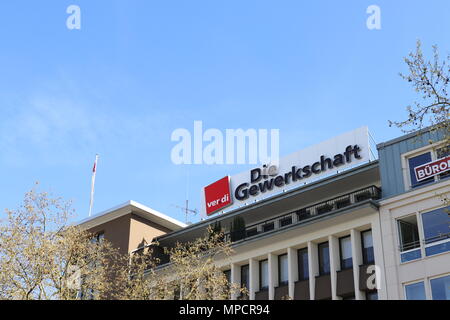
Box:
204;176;232;216
414;156;450;182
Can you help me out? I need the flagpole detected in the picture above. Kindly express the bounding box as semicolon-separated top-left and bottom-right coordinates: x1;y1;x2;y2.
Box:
89;154;99;217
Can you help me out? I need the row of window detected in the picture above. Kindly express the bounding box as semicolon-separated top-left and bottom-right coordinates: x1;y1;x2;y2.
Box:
318;229;374;276
226;230;374;294
397;206;450;263
404;274;450;300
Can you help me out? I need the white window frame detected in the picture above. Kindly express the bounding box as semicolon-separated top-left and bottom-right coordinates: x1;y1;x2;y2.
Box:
403;279;427;300
429;273;450;300
396;213;422;264
420;207;450;257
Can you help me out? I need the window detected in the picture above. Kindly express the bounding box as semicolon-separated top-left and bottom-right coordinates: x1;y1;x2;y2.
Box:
224;270;231;283
259;260;269;291
297;248;309;281
361;230;375;264
91;232;104;244
422;207;450;256
430;275;450;300
279;216;292;227
366;291;378;300
278;254;288;285
241;264;249;291
408;152;434;188
339;236;353;269
407;145;450;189
437;146;450;180
246;227;258;237
318;242;330;275
404;281;426;300
397;216;421;262
262;222;274;232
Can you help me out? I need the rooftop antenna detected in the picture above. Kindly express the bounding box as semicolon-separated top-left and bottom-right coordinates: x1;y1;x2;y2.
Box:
172;202;198;224
171;168;198;224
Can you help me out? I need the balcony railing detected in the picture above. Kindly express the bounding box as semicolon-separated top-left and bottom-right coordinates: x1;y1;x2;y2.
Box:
224;185;381;243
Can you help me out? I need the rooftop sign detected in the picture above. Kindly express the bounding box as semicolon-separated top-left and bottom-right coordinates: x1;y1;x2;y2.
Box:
202;126;371;216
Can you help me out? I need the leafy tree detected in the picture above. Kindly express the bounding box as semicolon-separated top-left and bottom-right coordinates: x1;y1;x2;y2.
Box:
0;184;244;300
0;184;129;300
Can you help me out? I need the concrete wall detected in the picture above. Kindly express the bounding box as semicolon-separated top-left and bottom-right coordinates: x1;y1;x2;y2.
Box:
221;206;385;300
379;180;450;299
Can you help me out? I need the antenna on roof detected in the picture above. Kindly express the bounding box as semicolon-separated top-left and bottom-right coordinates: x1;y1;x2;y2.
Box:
171;168;198;224
172;202;197;225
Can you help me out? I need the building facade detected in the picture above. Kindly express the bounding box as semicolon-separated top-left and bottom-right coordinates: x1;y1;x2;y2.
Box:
377;129;450;300
79;126;450;300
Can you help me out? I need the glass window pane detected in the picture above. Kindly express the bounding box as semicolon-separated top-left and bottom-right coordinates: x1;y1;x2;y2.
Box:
405;282;426;300
362;230;373;248
241;265;249;289
430;275;450;300
408;152;434;187
425;241;450;256
319;242;330;275
398;217;420;251
224;270;231;283
437;146;450;179
362;230;375;264
422;207;450;244
298;248;309;280
340;236;353;269
400;249;422;263
279;255;288;284
260;260;268;289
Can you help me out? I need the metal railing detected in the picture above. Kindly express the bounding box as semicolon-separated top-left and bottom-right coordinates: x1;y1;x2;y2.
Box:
224;185;381;243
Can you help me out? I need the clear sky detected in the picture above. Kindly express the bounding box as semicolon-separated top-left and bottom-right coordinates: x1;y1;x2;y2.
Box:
0;1;449;224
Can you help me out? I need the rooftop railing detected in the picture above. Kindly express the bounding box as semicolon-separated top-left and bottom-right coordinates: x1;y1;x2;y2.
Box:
224;185;381;243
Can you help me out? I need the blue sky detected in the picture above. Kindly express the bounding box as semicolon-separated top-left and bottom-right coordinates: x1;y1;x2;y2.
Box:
0;1;449;224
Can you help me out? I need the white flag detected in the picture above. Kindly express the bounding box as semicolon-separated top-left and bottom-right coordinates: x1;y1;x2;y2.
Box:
89;154;99;217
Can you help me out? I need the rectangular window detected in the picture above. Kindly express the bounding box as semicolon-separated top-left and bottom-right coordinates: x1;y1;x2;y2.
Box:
278;254;288;285
361;229;375;264
246;227;258;237
224;270;231;283
91;232;104;244
430;275;450;300
262;222;274;232
241;264;249;291
339;236;353;269
405;281;426;300
422;207;450;256
297;248;309;281
408;152;434;188
279;216;292;227
437;146;450;180
318;242;330;275
398;216;421;263
259;260;269;291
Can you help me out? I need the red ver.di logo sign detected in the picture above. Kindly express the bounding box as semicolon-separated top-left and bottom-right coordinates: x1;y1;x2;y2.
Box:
204;176;232;216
